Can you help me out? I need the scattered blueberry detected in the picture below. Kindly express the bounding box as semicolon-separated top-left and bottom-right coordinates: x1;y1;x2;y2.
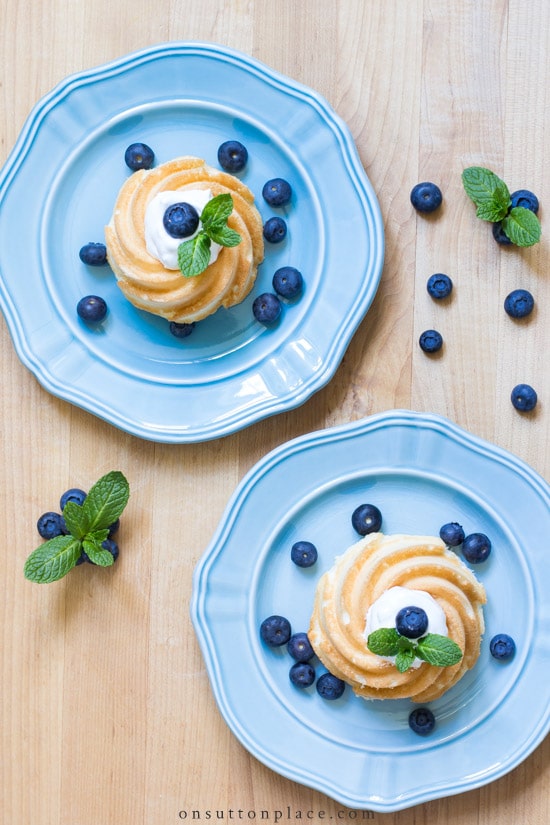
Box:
263;217;287;243
163;202;200;239
217;140;248;173
287;632;315;663
351;503;382;535
511;383;538;412
316;672;346;700
396;606;429;639
439;522;465;547
60;488;87;510
37;511;65;539
272;266;303;300
79;242;107;266
408;707;435;736
489;633;516;661
102;538;120;562
419;329;443;353
253;292;282;324
76;550;90;566
260;615;292;647
108;518;120;536
291;540;318;568
262;178;292;207
410;182;442;213
427;273;453;300
169;321;196;339
462;532;491;564
504;289;534;319
492;221;512;245
510;189;539;214
77;295;108;324
124;142;155;171
289;662;316;688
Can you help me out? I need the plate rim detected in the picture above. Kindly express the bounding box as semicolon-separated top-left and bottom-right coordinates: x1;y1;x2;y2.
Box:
0;41;385;443
191;409;550;810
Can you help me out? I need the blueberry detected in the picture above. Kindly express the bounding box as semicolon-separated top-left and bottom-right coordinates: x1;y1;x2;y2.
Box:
272;266;303;300
260;615;291;647
77;295;108;323
76;550;89;565
395;606;429;639
489;633;516;661
439;522;465;547
510;189;539;214
287;632;315;662
263;217;287;243
492;221;512;245
60;488;87;510
290;540;318;568
351;503;382;536
408;707;435;735
427;273;453;300
79;242;107;266
262;178;292;207
289;662;316;688
419;329;443;353
253;292;282;324
169;321;196;339
37;511;65;539
124;142;155;171
410;182;442;213
511;383;537;412
163;202;200;239
462;532;491;564
108;518;120;536
316;672;346;700
217;140;248;173
504;289;534;319
102;538;119;562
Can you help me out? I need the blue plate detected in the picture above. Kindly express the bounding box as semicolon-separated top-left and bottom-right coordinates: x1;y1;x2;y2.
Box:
0;42;384;442
191;411;550;811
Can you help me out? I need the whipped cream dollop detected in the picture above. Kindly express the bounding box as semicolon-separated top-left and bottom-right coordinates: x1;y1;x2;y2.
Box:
144;189;222;270
364;585;448;668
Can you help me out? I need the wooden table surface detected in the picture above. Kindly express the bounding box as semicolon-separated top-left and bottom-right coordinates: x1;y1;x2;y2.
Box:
1;1;548;823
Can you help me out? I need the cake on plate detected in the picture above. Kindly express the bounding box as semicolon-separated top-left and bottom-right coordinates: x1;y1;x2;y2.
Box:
309;532;486;702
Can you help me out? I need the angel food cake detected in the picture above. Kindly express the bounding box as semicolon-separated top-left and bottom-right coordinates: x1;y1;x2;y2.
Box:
309;532;486;702
104;156;264;323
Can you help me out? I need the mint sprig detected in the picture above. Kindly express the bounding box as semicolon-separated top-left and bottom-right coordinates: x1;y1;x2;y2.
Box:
367;627;463;672
462;166;541;247
24;471;130;583
177;193;241;278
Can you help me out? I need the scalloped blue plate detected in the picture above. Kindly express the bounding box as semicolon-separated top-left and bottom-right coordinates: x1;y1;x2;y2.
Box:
191;411;550;811
0;42;384;442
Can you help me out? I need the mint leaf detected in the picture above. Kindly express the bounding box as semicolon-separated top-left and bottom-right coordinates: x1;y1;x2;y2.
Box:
462;167;510;221
80;471;130;532
24;471;130;584
416;634;463;667
367;627;402;656
395;648;416;673
62;500;90;539
177;232;211;277
24;535;82;583
208;224;242;248
83;535;114;567
501;207;541;247
200;193;234;232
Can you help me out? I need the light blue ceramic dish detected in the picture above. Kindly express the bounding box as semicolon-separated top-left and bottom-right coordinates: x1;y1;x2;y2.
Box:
191;410;550;811
0;42;384;442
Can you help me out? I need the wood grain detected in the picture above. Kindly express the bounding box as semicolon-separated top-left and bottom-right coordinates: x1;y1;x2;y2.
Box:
1;2;548;824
